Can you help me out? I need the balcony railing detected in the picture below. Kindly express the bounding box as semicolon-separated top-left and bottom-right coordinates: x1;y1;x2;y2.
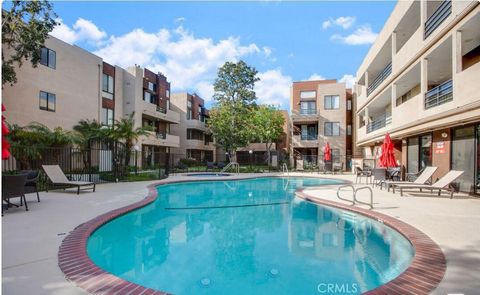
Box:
156;132;166;139
425;0;451;39
425;79;453;109
366;113;392;133
367;62;392;96
300;134;318;140
156;105;167;114
299;109;317;115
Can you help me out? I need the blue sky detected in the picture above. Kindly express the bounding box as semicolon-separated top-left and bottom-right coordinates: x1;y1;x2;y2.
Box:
5;1;396;109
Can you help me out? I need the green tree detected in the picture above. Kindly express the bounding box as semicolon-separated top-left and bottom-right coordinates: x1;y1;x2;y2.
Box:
252;105;285;165
73;119;106;169
209;61;259;162
2;0;58;85
7;122;73;169
109;113;153;167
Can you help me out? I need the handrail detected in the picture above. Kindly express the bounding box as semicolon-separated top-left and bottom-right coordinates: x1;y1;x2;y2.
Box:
425;79;453;109
366;113;392;133
367;62;392;96
354;186;373;209
282;163;289;177
335;185;374;209
425;0;452;39
221;162;240;174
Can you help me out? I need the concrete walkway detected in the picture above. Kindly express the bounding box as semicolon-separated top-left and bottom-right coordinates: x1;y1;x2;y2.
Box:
2;173;479;294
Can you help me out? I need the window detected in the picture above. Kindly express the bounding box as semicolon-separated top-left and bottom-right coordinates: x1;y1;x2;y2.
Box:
300;101;316;114
347;100;352;110
300;91;316;99
324;122;340;136
166;89;170;98
102;74;114;99
39;91;56;111
40;47;56;69
324;95;340;109
147;82;156;92
101;108;113;126
347;124;352;135
143;91;156;104
187;128;204;140
187;100;192;119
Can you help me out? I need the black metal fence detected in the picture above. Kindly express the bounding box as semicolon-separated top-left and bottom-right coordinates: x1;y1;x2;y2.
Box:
293;154;353;172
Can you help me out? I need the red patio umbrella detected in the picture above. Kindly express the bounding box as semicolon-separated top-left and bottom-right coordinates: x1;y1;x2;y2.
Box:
378;133;397;168
324;142;331;161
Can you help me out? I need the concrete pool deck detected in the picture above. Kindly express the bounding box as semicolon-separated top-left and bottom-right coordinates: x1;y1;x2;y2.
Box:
2;173;479;294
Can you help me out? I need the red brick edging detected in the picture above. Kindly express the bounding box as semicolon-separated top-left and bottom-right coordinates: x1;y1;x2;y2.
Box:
296;189;446;294
58;178;446;294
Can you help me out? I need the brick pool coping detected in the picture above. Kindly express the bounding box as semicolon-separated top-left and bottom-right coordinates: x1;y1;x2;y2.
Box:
58;177;446;294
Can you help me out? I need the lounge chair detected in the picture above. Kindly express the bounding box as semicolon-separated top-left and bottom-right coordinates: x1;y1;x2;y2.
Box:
394;170;464;198
355;167;371;184
206;161;215;170
384;166;437;191
42;165;95;195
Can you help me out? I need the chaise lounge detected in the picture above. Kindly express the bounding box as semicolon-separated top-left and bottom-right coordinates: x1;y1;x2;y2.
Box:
384;166;438;191
42;165;96;195
393;170;464;199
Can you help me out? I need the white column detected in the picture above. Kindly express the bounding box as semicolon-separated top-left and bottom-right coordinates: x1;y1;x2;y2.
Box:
391;83;397;109
420;0;427;37
421;58;428;109
453;30;462;74
392;31;397;56
365;71;369;89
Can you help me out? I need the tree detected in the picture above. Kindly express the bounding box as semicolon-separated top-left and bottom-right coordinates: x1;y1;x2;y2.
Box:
109;113;153;167
213;60;259;106
2;0;58;85
252;105;285;165
209;61;259;162
7;122;73;169
73;119;105;169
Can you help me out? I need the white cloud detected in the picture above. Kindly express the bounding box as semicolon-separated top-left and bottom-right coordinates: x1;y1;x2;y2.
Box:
95;26;261;92
307;73;326;81
322;16;356;30
339;74;355;88
255;69;292;108
50;18;107;45
331;25;378;45
175;17;186;23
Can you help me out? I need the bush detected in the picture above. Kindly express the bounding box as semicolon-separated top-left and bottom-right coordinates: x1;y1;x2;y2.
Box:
179;158;198;167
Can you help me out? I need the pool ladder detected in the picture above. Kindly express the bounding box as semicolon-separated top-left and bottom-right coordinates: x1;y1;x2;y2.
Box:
221;162;240;174
282;163;289;177
336;185;373;209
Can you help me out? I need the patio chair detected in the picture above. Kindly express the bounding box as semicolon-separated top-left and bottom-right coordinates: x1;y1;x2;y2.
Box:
394;170;464;199
2;174;28;215
384;166;437;192
42;165;95;195
371;168;387;188
21;170;40;202
217;162;225;169
206;162;215;170
355;167;371;184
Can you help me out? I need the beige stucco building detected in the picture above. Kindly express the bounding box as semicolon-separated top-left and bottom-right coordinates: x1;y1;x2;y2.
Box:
170;92;215;164
354;0;480;192
290;80;353;170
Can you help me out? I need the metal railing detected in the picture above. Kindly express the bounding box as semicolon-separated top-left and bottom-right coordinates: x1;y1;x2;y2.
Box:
299;109;317;115
300;134;318;140
156;132;166;139
156;105;167;114
367;62;392;96
366;113;392;133
425;79;453;109
425;0;451;39
221;162;240;174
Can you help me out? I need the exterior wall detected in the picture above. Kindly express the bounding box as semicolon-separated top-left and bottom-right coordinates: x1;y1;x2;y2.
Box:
2;36;103;130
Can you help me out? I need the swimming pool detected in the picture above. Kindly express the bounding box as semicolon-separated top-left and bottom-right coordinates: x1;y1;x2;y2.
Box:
185;173;231;177
87;177;414;294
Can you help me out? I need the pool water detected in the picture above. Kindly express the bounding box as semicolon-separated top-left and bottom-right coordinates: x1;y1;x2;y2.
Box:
87;177;414;294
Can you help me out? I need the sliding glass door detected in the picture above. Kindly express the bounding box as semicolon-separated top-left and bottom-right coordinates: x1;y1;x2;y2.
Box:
451;126;475;193
407;137;419;173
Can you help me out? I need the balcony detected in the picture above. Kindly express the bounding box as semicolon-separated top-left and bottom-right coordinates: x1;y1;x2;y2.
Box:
367;63;392;96
186;118;207;131
142;101;180;124
292;134;319;148
366;114;392;133
424;0;452;39
141;131;180;148
186;139;214;151
291;109;318;122
425;79;453;109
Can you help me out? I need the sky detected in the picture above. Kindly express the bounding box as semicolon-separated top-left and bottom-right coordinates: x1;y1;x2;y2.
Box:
5;1;396;109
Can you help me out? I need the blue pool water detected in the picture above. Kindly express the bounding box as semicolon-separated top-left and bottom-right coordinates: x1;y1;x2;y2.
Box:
185;173;231;177
87;177;414;294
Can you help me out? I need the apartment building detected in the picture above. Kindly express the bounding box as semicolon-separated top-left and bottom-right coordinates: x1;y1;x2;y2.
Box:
122;66;180;167
354;0;480;193
290;80;353;169
170;92;215;163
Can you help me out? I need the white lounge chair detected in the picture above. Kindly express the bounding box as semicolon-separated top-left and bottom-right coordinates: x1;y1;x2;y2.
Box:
42;165;95;195
384;166;438;192
393;170;464;198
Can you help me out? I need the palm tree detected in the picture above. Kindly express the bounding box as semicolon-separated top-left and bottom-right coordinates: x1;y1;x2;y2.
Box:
109;113;153;167
72;119;104;169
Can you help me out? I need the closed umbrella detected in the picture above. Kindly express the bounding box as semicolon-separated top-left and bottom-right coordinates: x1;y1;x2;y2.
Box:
378;133;397;168
324;143;331;161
